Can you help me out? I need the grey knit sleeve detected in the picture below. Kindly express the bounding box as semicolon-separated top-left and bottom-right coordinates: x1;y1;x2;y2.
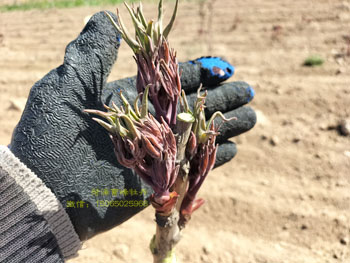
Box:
0;146;81;262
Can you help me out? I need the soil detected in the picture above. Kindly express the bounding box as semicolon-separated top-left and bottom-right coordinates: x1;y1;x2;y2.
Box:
1;0;349;262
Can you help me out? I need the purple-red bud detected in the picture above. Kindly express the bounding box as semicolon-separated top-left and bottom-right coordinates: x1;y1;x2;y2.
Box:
180;131;218;225
135;40;181;127
104;113;179;208
185;131;197;160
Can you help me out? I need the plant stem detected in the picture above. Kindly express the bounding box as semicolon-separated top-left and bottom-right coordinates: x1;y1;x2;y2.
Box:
150;118;193;263
151;213;180;263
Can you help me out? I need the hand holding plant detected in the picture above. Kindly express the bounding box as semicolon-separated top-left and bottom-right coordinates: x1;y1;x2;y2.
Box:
86;1;244;261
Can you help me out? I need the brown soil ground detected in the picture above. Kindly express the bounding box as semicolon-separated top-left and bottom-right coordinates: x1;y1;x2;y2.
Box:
1;0;350;262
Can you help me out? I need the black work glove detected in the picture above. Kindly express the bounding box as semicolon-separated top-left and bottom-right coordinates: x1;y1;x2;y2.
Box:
10;11;256;241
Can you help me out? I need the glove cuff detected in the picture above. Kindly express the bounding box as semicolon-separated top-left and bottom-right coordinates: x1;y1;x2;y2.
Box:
0;145;81;260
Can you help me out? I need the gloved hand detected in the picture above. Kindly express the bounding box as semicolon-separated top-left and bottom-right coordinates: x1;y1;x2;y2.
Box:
10;11;256;241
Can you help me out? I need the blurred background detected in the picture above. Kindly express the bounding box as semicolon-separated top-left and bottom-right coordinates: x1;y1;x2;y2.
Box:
0;0;349;262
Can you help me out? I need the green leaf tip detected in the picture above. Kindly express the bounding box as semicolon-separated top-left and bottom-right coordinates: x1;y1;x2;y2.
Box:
141;85;150;118
105;0;179;55
163;0;178;39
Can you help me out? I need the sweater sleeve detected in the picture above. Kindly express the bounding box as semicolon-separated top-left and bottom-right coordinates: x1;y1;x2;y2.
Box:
0;145;81;262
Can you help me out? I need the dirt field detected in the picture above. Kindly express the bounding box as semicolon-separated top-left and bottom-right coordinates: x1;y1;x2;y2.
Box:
1;0;350;262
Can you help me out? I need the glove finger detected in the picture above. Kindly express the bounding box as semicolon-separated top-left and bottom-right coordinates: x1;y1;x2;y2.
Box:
63;11;120;105
186;81;255;118
103;56;235;104
215;106;256;143
214;141;237;168
180;56;235;93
